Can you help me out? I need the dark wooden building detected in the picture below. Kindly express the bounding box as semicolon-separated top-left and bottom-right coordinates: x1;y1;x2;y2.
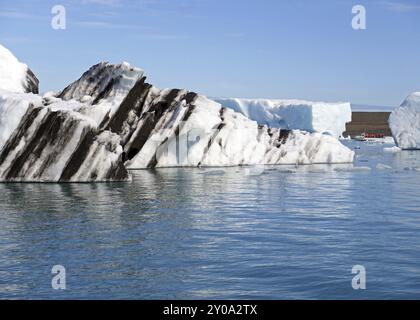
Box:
344;112;392;138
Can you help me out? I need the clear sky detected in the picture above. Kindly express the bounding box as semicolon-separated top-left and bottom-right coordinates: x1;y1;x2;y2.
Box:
1;0;419;106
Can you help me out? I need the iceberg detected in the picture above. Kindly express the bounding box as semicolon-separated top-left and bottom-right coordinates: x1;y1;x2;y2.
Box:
389;92;420;150
0;44;354;182
214;98;352;139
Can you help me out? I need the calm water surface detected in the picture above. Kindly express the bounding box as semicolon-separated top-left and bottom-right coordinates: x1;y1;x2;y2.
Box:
1;140;420;299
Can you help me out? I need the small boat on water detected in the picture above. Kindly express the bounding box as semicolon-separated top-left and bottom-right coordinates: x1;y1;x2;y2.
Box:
354;132;385;142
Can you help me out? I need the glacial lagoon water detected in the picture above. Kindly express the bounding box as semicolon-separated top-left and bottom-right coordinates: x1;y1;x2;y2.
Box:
1;140;420;299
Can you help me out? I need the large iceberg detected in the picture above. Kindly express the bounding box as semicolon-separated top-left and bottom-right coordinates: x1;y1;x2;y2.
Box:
0;44;354;182
214;98;352;139
389;92;420;150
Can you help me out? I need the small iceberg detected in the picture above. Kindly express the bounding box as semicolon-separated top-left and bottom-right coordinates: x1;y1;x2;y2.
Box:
384;146;402;153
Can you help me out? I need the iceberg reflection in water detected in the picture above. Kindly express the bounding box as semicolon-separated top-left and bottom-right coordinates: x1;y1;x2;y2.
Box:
0;140;420;299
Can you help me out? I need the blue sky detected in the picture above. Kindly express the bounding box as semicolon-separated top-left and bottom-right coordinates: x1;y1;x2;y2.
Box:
1;0;419;106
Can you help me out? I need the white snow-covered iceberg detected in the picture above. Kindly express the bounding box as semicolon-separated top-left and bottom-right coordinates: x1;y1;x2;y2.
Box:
213;98;352;139
0;44;38;94
389;92;420;150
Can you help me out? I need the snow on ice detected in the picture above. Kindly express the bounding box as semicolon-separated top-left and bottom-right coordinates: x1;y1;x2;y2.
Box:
0;44;38;94
389;92;420;150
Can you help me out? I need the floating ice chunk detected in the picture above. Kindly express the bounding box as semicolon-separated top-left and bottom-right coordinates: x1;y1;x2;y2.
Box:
200;169;226;176
384;146;401;153
243;165;266;176
334;166;371;172
274;167;297;173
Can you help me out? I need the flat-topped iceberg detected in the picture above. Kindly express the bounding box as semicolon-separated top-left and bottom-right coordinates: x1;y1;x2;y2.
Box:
0;44;354;182
214;98;352;139
389;92;420;150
